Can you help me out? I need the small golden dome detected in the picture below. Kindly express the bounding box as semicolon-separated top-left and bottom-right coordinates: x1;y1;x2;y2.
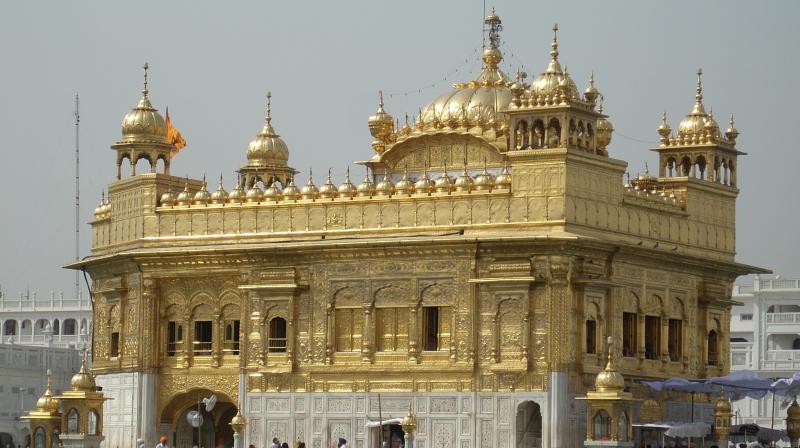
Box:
474;165;495;191
160;188;177;207
227;180;245;204
210;177;228;204
36;370;60;413
120;63;167;144
657;111;672;141
401;403;417;433
245;183;263;203
595;339;625;392
356;171;376;197
495;163;512;189
375;172;395;196
263;177;283;201
283;178;301;201
529;25;580;101
319;170;338;199
247;92;290;168
301;170;320;200
368;91;395;153
193;178;211;205
414;170;435;195
596;99;614;153
338;168;358;198
395;168;415;196
715;393;732;414
725;114;739;143
677;70;719;141
454;167;474;192
435;169;453;193
70;357;97;392
584;72;600;104
176;181;193;206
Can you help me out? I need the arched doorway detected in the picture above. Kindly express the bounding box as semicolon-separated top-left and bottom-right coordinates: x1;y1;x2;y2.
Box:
161;389;237;448
515;401;542;448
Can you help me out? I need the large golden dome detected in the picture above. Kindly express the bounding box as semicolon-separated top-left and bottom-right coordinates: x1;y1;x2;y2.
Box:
120;63;167;143
419;12;512;126
246;92;290;168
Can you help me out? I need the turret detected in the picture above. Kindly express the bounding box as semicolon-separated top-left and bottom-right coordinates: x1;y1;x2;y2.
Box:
111;63;175;179
652;69;745;186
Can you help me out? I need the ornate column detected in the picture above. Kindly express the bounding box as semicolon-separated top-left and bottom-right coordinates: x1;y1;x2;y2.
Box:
247;295;264;367
211;313;222;367
407;304;419;364
287;295;295;366
362;304;374;363
178;313;189;368
184;312;194;367
546;255;574;448
325;304;333;364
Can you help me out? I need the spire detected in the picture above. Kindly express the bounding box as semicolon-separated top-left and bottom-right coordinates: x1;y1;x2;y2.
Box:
691;68;707;114
265;91;273;125
604;336;616;371
142;62;149;98
546;24;563;73
481;10;503;68
550;24;559;60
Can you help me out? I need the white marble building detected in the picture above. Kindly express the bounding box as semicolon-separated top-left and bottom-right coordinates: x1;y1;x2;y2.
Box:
0;291;92;349
729;276;800;428
0;343;81;448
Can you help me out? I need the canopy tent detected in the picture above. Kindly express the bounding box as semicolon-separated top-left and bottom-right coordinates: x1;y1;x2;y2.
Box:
706;371;773;400
729;424;788;443
770;371;800;397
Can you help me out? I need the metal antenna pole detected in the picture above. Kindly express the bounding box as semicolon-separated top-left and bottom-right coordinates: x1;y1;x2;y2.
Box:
74;93;80;299
378;394;384;448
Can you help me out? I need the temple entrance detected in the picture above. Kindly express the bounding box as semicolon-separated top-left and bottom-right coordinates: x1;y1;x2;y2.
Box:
161;389;237;448
368;424;405;448
515;401;542;448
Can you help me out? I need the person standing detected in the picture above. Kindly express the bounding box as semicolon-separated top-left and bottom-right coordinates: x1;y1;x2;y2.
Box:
271;438;280;448
156;436;169;448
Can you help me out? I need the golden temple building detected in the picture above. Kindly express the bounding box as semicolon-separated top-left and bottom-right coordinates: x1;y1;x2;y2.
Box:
68;11;765;448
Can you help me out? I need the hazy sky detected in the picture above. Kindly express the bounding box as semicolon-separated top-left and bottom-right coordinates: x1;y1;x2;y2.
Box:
1;1;798;297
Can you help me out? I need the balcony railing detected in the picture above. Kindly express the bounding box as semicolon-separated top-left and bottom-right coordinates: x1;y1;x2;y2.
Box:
757;279;800;290
765;312;800;324
192;341;212;356
761;349;800;371
223;340;240;355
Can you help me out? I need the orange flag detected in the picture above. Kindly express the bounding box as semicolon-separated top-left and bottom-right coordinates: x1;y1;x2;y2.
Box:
165;107;187;154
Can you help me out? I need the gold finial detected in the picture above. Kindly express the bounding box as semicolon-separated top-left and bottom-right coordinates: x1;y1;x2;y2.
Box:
46;368;53;391
142;62;149;97
598;95;605;114
550;24;559;60
729;113;735;127
605;336;616;370
266;91;272;124
695;68;703;104
378;90;385;109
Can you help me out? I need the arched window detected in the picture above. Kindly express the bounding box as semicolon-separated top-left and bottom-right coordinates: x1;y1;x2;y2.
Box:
63;319;77;336
707;330;718;366
618;412;629;441
34;427;46;448
585;319;597;355
66;408;80;434
268;317;287;353
87;410;99;435
3;320;17;336
792;338;800;350
593;410;611;440
53;320;60;335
